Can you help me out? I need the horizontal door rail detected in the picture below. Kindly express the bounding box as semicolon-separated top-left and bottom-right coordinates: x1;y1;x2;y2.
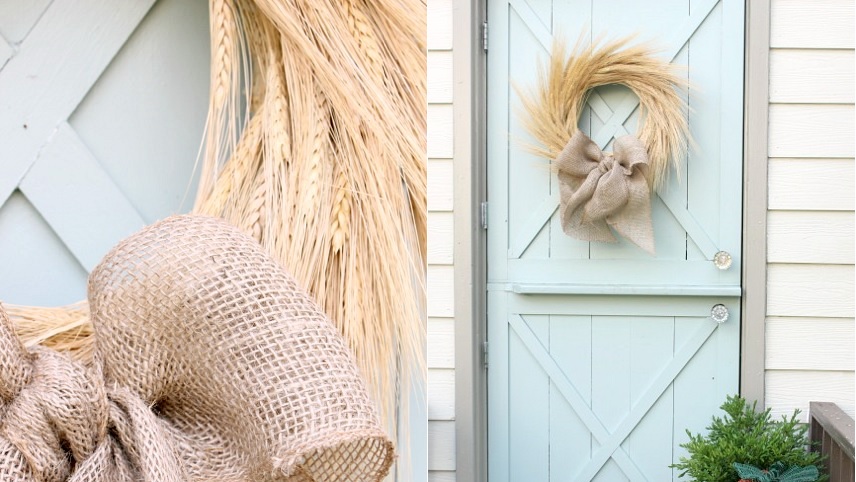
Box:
488;282;741;297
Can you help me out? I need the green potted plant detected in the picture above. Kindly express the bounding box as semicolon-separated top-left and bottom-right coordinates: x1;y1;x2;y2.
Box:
670;395;825;482
733;461;819;482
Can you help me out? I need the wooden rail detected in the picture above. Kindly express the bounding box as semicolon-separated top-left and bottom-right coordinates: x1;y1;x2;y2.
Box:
810;402;855;482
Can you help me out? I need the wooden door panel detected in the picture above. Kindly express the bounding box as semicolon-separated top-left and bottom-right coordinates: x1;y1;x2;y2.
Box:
487;0;744;480
0;0;208;306
491;295;740;481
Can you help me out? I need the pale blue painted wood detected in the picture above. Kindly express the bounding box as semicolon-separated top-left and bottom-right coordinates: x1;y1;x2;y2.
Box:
626;317;677;482
549;315;593;482
591;316;632;482
0;0;53;44
508;6;552;260
487;1;745;480
0;192;88;305
0;0;207;306
0;0;156;205
69;0;208;222
488;292;511;481
18;123;146;271
509;315;550;481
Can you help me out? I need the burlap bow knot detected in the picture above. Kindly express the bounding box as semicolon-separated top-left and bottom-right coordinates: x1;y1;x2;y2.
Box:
0;215;393;481
556;131;656;255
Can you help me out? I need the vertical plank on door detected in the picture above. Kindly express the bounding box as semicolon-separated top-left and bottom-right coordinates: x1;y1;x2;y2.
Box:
626;316;676;481
509;6;552;260
549;315;593;481
509;315;550;481
687;1;724;260
592;315;631;481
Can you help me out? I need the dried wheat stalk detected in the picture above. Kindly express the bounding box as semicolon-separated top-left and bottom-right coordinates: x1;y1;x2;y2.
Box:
9;0;426;457
519;36;689;188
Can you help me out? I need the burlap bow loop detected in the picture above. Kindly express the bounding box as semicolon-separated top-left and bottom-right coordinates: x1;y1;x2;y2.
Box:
0;215;393;481
556;131;656;255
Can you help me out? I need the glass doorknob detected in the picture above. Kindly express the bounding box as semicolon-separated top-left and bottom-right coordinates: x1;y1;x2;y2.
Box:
711;304;729;324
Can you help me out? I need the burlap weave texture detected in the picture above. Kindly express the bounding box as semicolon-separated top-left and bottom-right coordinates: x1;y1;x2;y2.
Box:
0;215;393;481
556;131;656;255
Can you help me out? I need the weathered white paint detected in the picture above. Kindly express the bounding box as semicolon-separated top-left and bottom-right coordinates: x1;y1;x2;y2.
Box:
427;0;456;478
765;0;855;421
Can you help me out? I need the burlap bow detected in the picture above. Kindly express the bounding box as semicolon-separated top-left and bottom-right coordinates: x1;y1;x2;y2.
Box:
0;215;393;481
556;131;656;255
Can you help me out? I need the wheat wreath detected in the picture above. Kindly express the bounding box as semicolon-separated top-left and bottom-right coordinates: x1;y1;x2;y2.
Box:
5;0;425;458
518;36;690;254
520;35;689;188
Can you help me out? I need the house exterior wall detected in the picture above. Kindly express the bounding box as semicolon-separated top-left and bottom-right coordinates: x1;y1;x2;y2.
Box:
427;0;456;480
426;0;855;476
764;0;855;421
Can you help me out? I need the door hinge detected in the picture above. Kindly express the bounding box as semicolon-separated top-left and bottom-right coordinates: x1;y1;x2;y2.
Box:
482;341;489;370
480;202;488;229
482;21;488;52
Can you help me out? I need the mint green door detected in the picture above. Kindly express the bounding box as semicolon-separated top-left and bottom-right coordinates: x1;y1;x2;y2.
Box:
486;1;745;480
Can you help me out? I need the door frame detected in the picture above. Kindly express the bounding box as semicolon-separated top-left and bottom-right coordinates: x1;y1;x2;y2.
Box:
451;1;770;480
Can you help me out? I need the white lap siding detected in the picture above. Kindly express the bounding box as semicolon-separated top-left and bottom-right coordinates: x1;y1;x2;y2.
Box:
765;0;855;420
427;0;456;480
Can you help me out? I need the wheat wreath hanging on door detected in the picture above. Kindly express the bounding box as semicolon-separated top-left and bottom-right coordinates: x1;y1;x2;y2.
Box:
520;36;689;255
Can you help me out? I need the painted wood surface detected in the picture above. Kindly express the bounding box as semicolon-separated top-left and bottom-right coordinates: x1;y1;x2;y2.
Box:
768;159;855;211
0;0;209;306
764;0;854;430
428;51;453;104
767;371;856;421
769;49;855;103
428;368;455;420
427;0;457;478
766;317;855;371
486;1;744;480
428;421;456;471
428;317;455;368
428;104;454;159
767;264;855;318
428;212;454;264
427;0;452;51
767;211;855;264
768;104;855;158
770;0;855;48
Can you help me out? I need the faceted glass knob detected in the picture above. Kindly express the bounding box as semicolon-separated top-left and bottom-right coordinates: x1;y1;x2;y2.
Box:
711;304;729;324
713;251;733;270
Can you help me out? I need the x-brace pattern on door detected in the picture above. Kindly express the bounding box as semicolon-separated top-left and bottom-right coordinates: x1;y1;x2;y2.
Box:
0;0;154;271
508;313;717;481
506;0;723;260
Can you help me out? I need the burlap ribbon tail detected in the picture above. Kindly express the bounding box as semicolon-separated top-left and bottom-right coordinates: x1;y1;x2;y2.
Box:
555;131;656;255
0;215;393;482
